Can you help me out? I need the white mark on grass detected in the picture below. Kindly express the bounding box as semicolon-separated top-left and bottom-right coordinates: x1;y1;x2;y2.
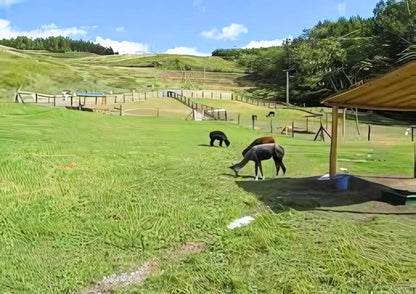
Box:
227;216;255;229
78;261;157;294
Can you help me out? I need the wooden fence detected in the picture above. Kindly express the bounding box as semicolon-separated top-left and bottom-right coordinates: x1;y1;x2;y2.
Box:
164;91;227;120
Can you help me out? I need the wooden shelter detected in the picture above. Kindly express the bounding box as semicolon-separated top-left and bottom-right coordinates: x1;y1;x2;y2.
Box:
321;61;416;178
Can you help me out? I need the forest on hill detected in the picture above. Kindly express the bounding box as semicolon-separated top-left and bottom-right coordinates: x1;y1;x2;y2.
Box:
213;0;416;105
0;36;116;55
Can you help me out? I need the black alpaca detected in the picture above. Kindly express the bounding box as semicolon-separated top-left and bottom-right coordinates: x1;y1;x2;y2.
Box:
209;131;230;147
230;143;286;180
266;111;275;117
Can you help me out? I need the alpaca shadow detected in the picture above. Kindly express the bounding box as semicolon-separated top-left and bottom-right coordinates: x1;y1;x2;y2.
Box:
220;173;255;179
236;176;416;215
198;144;218;147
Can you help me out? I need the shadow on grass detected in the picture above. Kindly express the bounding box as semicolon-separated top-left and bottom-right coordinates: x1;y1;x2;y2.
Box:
236;176;416;215
198;144;227;148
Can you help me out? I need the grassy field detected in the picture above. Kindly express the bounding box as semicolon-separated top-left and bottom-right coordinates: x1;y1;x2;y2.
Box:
0;46;250;103
0;101;415;293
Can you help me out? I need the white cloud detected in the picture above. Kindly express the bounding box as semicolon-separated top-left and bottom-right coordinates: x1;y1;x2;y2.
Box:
201;23;248;40
165;46;209;56
115;26;125;32
0;0;21;8
0;18;87;38
242;36;292;49
338;1;346;17
94;36;149;55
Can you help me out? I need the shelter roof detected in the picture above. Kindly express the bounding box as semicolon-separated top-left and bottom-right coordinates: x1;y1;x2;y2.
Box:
76;92;104;97
322;61;416;111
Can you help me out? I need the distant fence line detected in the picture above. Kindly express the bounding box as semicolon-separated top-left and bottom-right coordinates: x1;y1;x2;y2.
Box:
14;89;238;106
233;94;279;108
164;90;227;120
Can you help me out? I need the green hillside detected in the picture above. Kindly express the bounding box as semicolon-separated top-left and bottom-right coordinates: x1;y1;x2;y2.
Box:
0;46;250;102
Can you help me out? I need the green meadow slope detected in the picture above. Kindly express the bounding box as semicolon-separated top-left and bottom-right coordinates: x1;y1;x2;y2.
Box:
0;102;415;293
0;46;250;102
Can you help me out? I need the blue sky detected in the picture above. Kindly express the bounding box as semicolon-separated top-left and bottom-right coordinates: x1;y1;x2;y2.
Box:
0;0;380;56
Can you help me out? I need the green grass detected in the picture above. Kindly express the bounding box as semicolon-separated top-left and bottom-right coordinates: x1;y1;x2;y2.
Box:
0;103;415;293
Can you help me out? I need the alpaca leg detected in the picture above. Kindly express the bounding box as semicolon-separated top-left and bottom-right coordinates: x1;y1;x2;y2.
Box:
255;162;259;180
219;139;223;147
258;161;265;180
210;138;215;146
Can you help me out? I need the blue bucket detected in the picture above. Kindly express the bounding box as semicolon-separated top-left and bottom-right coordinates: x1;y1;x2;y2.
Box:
334;175;350;191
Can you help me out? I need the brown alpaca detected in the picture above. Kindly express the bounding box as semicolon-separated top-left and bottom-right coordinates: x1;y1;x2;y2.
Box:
242;136;275;156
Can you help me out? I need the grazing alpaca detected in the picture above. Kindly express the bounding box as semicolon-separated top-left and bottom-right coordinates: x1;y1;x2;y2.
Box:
242;136;275;156
266;111;275;117
209;130;230;147
230;143;286;180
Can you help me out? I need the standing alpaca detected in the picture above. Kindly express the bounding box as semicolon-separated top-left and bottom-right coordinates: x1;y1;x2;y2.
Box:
209;131;230;147
242;136;275;156
230;143;286;180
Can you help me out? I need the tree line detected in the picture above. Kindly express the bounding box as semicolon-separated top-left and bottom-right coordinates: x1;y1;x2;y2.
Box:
213;0;416;105
0;36;116;55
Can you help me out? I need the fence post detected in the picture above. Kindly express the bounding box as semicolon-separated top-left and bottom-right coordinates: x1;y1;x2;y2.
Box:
225;111;227;121
120;104;123;116
231;93;234;100
145;92;147;100
202;91;204;98
157;108;159;117
238;114;240;125
292;120;295;137
270;118;273;133
35;93;38;104
368;124;371;141
53;96;56;107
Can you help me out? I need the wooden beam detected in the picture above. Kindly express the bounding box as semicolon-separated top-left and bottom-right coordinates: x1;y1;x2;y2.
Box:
323;102;416;112
329;106;339;178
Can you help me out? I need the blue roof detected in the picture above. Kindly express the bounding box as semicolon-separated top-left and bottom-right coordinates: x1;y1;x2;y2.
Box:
76;92;104;97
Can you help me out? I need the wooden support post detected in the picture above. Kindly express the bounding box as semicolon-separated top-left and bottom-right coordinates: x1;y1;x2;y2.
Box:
157;108;159;117
306;117;309;133
53;96;56;107
270;118;273;133
342;108;346;138
95;97;98;105
145;92;147;100
123;94;126;103
119;104;123;116
329;106;339;178
220;93;222;100
211;92;213;99
231;93;233;100
368;124;371;141
202;91;204;98
35;93;38;103
414;142;416;178
225;111;227;121
238;114;240;125
291;120;295;137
